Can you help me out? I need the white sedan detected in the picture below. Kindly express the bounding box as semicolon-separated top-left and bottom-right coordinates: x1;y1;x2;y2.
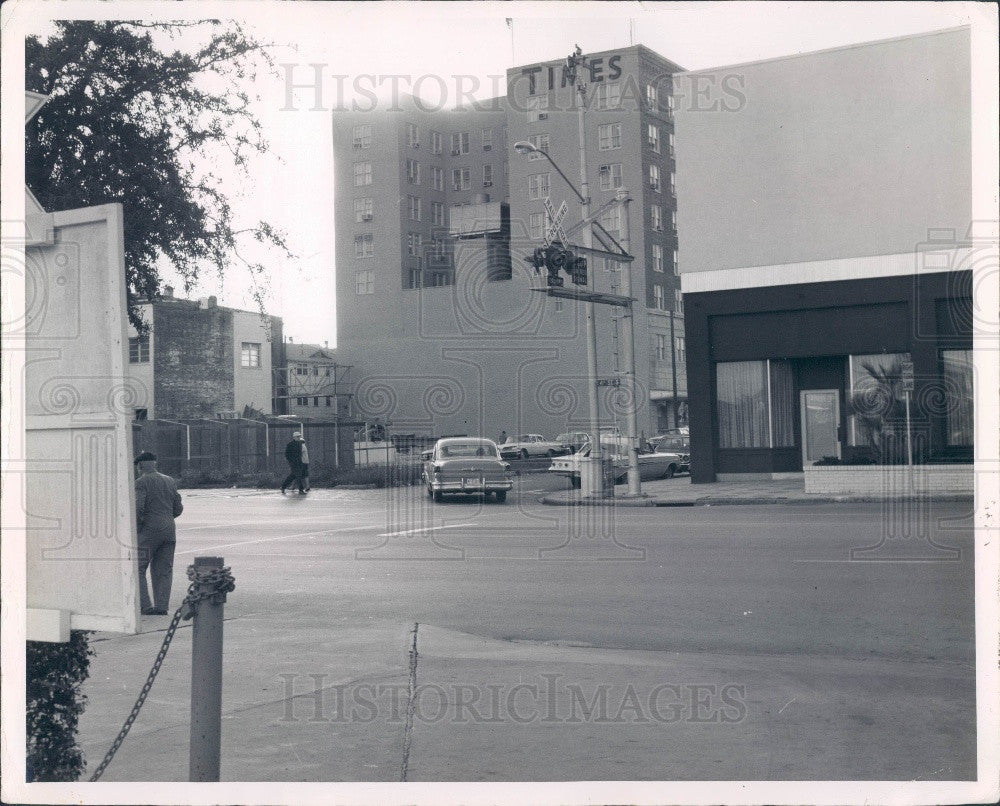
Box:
499;434;569;459
549;441;689;488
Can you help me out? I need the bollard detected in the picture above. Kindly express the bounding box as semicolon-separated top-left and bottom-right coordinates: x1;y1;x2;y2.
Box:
189;556;226;782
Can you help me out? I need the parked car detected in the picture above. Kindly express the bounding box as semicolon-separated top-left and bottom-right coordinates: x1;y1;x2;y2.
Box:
650;432;691;457
555;431;591;454
549;440;689;488
422;438;513;502
499;434;569;459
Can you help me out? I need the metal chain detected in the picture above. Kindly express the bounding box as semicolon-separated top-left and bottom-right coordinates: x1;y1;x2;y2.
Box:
88;565;236;782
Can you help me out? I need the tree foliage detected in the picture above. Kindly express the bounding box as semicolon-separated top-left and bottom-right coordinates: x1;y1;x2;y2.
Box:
26;20;293;328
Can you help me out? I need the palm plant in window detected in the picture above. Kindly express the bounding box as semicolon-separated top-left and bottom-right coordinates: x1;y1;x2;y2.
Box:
849;359;907;464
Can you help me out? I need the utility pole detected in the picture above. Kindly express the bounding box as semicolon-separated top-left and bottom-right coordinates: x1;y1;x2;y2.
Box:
616;190;641;496
570;46;604;497
669;310;678;427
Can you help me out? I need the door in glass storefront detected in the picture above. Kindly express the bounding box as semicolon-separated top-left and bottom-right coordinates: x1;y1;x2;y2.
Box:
799;389;841;464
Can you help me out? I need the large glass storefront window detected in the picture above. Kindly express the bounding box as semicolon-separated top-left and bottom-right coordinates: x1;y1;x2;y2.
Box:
716;360;795;448
848;352;910;446
941;349;973;446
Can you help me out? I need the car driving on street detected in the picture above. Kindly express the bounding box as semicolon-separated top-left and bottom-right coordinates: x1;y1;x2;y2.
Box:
422;437;513;502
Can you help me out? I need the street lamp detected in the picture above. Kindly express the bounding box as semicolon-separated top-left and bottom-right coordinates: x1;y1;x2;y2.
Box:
512;60;604;497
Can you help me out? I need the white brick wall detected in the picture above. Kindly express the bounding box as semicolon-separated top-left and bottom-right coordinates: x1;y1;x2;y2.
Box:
803;465;973;496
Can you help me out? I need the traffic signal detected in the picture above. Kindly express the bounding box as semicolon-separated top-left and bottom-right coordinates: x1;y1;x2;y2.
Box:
529;246;546;275
544;244;565;287
570;254;588;286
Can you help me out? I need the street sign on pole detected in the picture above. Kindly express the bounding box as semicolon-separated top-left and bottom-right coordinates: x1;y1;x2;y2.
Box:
543;197;569;246
596;378;621;388
900;360;915;392
900;360;914;465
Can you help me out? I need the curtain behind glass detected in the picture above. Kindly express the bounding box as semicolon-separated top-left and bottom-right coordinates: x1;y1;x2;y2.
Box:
942;349;973;446
717;361;768;448
769;360;795;447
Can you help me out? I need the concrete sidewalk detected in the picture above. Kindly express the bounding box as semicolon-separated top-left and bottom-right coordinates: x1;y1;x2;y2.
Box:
541;476;974;507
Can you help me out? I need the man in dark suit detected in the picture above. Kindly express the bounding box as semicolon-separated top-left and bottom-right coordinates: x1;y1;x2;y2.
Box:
281;432;308;495
134;451;183;616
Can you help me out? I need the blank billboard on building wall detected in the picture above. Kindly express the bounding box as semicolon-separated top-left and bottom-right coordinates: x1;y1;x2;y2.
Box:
22;203;138;639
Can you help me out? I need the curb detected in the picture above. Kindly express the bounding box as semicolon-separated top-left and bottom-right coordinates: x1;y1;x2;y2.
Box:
541;494;974;507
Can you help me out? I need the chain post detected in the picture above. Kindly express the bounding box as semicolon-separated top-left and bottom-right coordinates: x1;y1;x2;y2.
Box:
189;556;227;782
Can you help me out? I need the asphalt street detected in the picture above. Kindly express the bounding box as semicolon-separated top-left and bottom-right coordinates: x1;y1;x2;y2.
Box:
78;477;976;782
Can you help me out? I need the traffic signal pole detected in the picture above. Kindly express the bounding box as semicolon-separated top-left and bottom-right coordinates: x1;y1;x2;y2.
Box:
574;54;604;497
616;191;642;497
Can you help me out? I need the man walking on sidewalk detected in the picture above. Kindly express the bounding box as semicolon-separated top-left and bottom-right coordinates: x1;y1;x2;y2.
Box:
134;451;183;616
281;431;308;495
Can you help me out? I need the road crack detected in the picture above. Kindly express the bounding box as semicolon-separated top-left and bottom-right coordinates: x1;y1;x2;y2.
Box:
400;622;419;782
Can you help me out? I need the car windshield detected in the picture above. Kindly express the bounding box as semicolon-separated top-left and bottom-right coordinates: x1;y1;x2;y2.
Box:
438;441;498;458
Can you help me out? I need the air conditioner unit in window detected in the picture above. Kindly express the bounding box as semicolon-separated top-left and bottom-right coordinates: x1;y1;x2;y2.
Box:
483;181;492;187
361;214;373;221
483;145;492;151
537;113;548;120
352;142;362;149
451;149;460;156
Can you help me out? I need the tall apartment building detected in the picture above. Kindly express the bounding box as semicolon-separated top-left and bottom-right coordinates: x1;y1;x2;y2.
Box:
676;27;977;481
333;46;686;439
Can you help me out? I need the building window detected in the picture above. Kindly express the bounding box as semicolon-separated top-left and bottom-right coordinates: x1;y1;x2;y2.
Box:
528;132;549;160
527;95;549;122
483;164;493;186
407;232;421;256
652;244;664;272
354;197;373;222
668;131;675;157
596;82;620;110
649;164;661;192
598;122;621;150
405;159;420;184
407;268;422;289
452;167;470;191
646;82;658;110
407;122;419;148
482;128;493;150
241;342;261;369
717;360;794;449
670;172;676;196
941;349;973;446
674;288;683;312
431;165;444;191
528;173;550;200
529;211;550;240
128;334;150;363
354;161;372;186
431;131;442;154
432;201;445;226
647;124;660;153
650;204;663;231
652;284;665;310
598;163;623;191
600;206;621;233
675;335;686;366
312;396;319;407
655;333;668;361
451;131;470;155
671;209;677;231
354;233;374;258
296;397;308;406
355;269;374;295
408;195;421;221
666;94;675;118
848;353;911;446
673;248;679;274
352;124;372;149
326;396;333;407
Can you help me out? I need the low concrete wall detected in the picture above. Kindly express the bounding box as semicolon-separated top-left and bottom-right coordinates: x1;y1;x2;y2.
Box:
803;464;973;496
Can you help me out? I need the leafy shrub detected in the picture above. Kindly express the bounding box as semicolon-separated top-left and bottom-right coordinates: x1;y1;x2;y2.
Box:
26;631;93;782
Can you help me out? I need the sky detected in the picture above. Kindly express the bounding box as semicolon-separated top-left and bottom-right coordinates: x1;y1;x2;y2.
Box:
16;0;987;346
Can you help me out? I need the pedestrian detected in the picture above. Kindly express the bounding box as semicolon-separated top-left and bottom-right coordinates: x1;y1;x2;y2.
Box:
498;429;507;445
281;431;308;495
300;434;311;492
134;451;183;616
